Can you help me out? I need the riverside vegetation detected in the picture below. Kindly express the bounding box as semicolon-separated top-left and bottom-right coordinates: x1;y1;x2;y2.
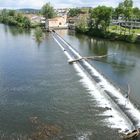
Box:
0;9;31;28
0;3;56;29
69;0;140;43
0;0;140;43
34;27;44;44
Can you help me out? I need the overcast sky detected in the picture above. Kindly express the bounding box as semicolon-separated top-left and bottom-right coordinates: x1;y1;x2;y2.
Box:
0;0;139;9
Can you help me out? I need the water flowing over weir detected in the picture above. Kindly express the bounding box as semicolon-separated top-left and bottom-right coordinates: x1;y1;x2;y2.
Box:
51;32;140;133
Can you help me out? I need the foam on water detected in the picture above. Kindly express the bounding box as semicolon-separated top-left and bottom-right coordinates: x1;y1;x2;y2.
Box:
52;33;140;133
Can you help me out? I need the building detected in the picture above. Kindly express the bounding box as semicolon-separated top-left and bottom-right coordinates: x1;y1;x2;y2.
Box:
45;15;68;30
24;14;45;24
55;8;69;16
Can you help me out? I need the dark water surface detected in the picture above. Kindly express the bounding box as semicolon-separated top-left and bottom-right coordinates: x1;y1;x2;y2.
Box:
0;24;139;139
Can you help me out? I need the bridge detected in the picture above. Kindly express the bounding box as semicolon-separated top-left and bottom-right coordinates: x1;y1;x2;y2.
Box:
52;31;140;139
111;20;140;29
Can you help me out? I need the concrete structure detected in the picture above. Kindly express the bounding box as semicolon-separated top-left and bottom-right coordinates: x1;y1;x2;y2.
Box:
55;8;69;16
45;15;68;30
111;20;140;29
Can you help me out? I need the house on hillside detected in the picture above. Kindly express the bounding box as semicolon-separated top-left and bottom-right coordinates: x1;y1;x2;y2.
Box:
45;15;68;30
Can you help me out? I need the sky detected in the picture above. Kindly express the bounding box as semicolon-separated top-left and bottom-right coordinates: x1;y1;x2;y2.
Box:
0;0;139;9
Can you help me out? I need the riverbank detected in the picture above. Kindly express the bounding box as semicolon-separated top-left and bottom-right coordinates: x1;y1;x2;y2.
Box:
0;19;41;29
0;10;42;29
76;28;140;44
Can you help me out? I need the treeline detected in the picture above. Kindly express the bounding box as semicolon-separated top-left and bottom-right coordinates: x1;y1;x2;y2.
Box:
69;0;140;43
0;9;31;28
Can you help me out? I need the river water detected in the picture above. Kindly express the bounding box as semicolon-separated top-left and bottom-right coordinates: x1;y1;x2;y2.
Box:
0;24;140;139
57;30;140;106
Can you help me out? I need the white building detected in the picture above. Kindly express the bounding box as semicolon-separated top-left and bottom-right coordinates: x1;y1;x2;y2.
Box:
46;15;68;30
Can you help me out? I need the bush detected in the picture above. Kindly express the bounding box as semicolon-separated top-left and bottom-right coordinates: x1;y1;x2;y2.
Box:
0;9;31;28
126;34;137;43
34;27;43;42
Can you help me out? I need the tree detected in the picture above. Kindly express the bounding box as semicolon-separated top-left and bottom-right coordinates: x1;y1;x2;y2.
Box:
133;7;140;20
114;0;133;35
22;17;31;28
76;16;88;33
68;8;81;17
15;13;24;23
34;27;44;46
114;2;124;34
8;10;16;16
0;10;31;28
41;3;56;19
90;6;112;32
123;0;133;20
114;2;124;19
123;0;133;35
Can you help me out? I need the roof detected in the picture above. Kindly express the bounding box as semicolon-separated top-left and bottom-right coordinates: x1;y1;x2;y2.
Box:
48;16;67;21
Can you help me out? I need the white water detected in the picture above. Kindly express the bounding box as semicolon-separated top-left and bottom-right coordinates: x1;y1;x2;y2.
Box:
52;33;140;133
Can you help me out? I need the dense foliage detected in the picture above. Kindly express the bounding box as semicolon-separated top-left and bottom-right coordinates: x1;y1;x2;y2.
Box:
74;0;140;43
0;9;31;28
68;8;81;17
75;16;88;33
41;3;56;19
90;6;112;32
34;27;44;42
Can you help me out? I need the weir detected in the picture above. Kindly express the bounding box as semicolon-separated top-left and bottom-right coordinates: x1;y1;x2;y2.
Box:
52;32;140;135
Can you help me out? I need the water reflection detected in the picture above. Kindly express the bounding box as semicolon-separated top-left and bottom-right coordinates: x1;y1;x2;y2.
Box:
59;30;140;103
89;38;108;55
65;31;136;71
4;25;31;36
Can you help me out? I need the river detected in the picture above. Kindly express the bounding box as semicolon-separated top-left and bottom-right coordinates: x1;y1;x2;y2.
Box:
0;24;140;139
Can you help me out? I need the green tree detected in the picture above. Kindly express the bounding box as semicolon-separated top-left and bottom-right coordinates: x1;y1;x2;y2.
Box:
123;0;133;20
41;3;56;19
0;9;8;23
123;0;133;35
133;7;140;20
114;2;124;19
34;27;44;44
22;17;31;28
8;10;16;16
68;8;81;17
76;16;88;33
114;2;124;34
0;9;31;28
90;6;112;32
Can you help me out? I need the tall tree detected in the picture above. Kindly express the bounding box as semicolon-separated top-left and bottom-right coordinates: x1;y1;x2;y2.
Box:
123;0;133;35
90;6;112;32
133;7;140;20
123;0;133;20
114;2;124;34
114;2;124;20
76;16;88;33
41;3;56;19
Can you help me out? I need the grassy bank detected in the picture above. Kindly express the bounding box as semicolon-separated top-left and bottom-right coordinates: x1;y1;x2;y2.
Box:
109;25;140;36
76;27;140;44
